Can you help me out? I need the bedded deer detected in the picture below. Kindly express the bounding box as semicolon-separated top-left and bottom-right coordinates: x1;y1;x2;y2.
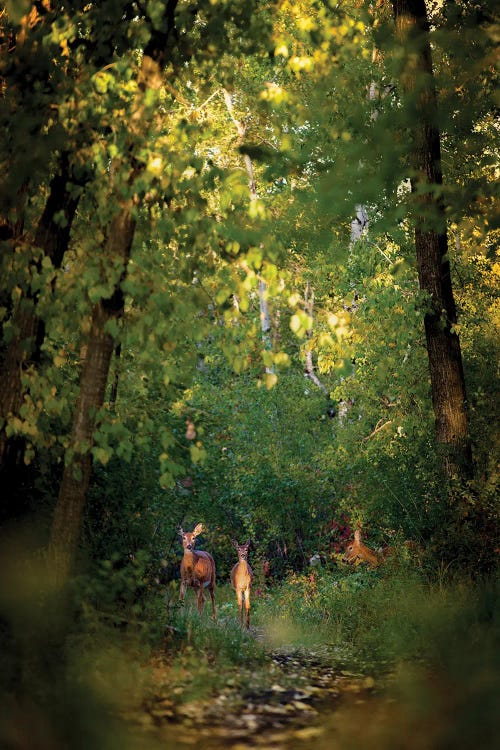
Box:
230;539;253;628
343;530;422;569
342;529;386;568
179;523;216;619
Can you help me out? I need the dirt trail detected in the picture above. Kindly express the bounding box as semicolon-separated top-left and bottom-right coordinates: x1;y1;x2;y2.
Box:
131;639;380;750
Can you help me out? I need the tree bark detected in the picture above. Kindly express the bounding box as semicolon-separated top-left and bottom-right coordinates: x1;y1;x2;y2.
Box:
222;88;274;372
49;207;135;581
350;204;369;243
303;282;328;394
391;0;473;480
0;154;80;477
48;2;178;578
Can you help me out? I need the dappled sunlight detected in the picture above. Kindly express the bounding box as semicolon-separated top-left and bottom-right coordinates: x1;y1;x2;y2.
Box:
258;613;330;652
1;0;498;748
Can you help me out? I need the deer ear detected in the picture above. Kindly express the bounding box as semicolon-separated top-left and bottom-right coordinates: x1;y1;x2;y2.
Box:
231;539;238;548
354;529;361;541
178;527;184;537
245;540;251;548
193;523;203;536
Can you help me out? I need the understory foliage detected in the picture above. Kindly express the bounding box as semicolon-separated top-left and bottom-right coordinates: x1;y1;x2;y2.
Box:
1;546;498;749
0;1;498;748
0;0;497;569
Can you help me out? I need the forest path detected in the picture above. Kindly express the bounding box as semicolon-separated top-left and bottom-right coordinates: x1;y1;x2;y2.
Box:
129;626;381;750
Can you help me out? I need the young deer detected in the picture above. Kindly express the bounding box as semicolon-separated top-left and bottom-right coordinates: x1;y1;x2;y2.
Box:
179;523;216;619
342;529;385;568
230;539;253;629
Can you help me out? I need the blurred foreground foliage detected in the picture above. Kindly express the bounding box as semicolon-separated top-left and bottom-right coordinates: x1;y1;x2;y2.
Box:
1;529;498;749
0;0;498;747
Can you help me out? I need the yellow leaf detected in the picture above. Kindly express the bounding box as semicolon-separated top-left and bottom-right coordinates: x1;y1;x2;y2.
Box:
248;200;267;220
264;372;278;390
147;157;163;175
274;44;289;58
274;351;290;367
290;314;302;333
262;350;274;368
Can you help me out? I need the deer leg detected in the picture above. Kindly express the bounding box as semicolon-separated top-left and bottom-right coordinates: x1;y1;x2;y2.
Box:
197;588;205;616
244;589;250;629
179;580;187;603
208;585;216;620
236;589;243;625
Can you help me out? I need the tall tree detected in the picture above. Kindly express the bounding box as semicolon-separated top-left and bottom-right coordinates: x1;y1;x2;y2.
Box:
0;7;82;487
47;0;275;580
48;2;179;580
49;205;135;578
390;0;473;480
0;154;81;485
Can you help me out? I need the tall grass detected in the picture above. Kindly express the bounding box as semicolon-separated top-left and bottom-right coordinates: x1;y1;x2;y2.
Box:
253;565;499;669
252;565;500;747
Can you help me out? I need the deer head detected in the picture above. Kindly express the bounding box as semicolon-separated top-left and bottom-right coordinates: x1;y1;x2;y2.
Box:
179;522;203;551
232;539;251;560
342;529;381;567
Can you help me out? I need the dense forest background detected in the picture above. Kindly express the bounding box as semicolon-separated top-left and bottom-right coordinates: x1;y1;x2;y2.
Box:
0;2;498;749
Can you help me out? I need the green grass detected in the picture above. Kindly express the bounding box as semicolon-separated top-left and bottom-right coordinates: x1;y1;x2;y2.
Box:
2;550;498;750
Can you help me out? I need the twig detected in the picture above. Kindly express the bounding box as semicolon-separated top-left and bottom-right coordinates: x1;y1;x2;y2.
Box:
362;419;393;442
194;88;223;112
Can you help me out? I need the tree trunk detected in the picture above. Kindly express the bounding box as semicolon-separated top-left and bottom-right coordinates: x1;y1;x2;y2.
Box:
350;204;369;243
48;207;135;582
391;0;473;480
0;155;80;479
49;35;171;580
222;88;274;373
109;342;122;409
303;282;328;394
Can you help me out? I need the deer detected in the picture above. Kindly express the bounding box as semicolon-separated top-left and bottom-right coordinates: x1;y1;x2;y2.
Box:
343;529;423;569
342;529;386;568
230;539;253;629
178;523;216;619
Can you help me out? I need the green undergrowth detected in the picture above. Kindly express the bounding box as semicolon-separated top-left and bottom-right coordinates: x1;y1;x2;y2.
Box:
252;566;499;671
1;541;498;750
1;493;497;749
145;564;500;709
250;566;500;747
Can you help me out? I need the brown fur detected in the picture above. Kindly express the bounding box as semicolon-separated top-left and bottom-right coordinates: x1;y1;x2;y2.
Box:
342;529;384;568
230;539;253;628
179;523;216;619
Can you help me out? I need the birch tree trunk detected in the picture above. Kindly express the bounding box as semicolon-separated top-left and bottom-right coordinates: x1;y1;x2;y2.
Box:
350;204;369;243
258;278;274;373
391;0;473;480
303;282;328;394
222;89;274;370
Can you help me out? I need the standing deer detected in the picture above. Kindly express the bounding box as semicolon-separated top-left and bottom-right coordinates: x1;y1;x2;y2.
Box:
230;539;253;629
342;529;385;568
179;523;216;619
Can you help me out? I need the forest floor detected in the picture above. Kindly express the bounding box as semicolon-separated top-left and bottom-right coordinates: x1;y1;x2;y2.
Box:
122;626;384;750
110;576;499;749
